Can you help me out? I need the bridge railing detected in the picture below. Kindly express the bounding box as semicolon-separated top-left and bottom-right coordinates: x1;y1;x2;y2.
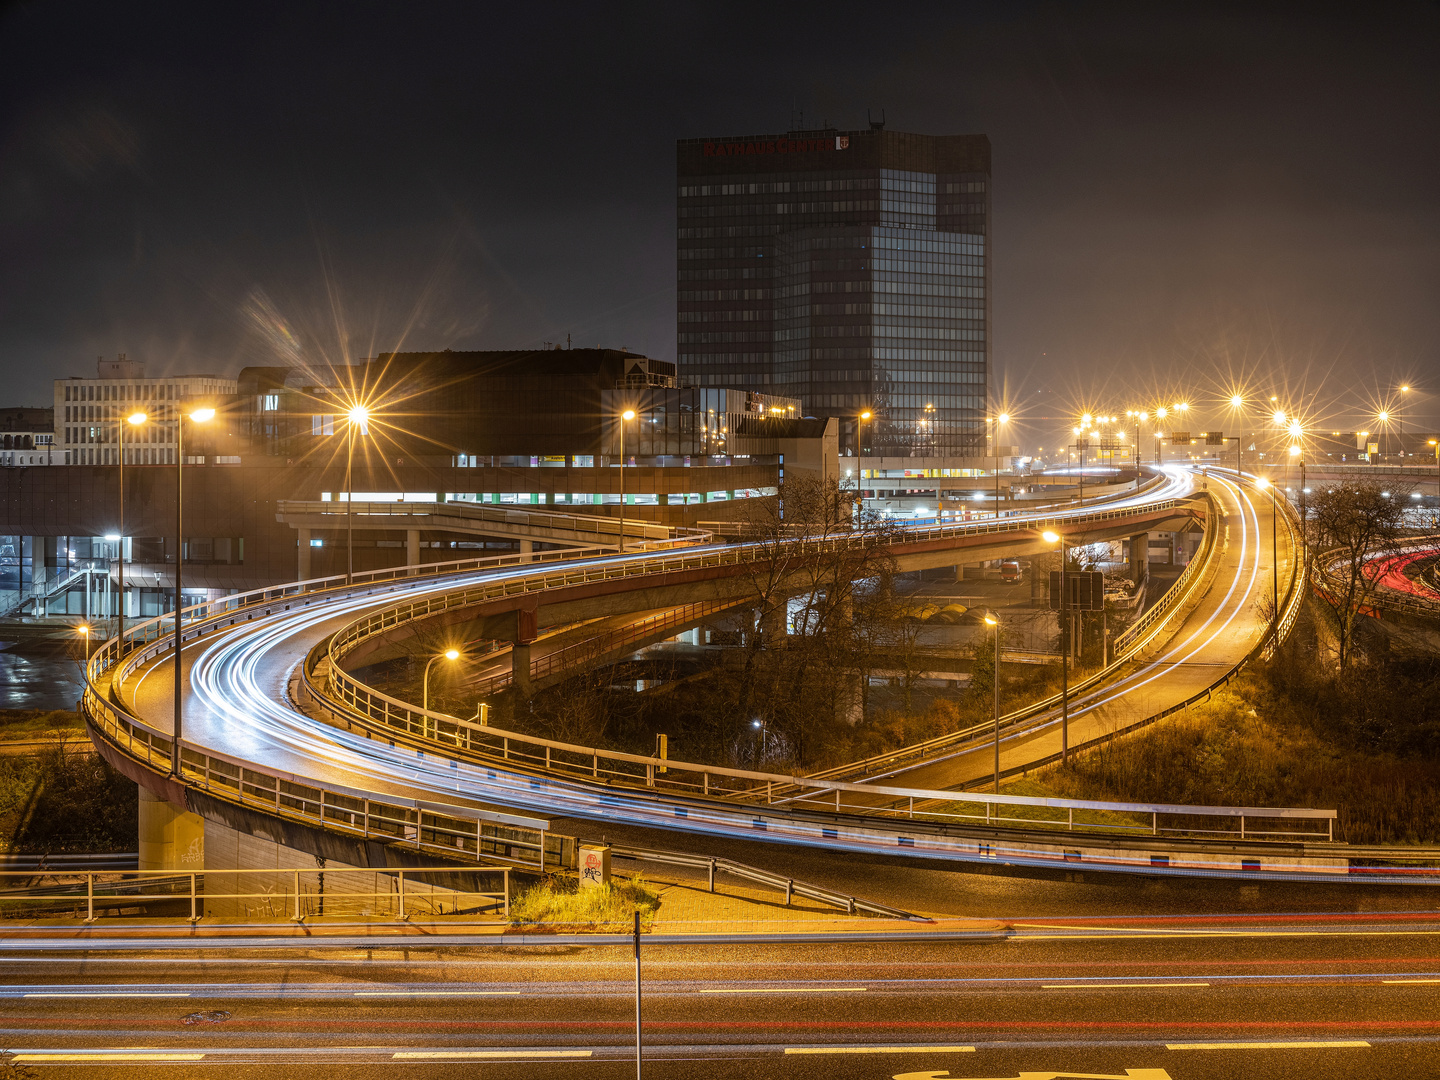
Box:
278;499;711;545
1311;535;1440;620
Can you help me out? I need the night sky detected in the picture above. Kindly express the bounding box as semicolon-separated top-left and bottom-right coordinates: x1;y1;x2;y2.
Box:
2;2;1437;443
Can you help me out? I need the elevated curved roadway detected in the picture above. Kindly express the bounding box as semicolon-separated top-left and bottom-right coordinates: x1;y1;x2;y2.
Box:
81;467;1354;883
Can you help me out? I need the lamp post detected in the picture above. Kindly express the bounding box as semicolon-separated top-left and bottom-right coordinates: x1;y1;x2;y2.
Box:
984;611;1001;792
618;409;636;553
1256;477;1279;619
993;413;1009;521
1042;529;1070;763
117;411;147;653
1430;439;1439;498
858;409;872;457
78;624;92;665
171;404;216;779
423;648;460;712
1228;395;1246;476
345;405;369;586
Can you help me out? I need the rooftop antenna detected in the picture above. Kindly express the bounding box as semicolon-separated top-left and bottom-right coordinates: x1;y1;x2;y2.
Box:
567;333;571;350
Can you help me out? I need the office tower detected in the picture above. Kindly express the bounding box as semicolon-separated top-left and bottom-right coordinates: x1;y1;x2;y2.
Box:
677;124;990;457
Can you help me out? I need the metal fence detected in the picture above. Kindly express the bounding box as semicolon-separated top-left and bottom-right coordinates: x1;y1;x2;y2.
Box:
0;867;509;923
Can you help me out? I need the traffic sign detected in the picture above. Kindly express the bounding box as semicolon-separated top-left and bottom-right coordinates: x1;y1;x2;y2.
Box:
1204;431;1225;446
1048;570;1105;611
1170;430;1191;443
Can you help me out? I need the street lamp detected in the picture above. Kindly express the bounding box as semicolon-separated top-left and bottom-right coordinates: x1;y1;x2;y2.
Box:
171;404;216;779
1042;529;1071;763
618;408;636;553
993;413;1010;521
78;623;92;664
1430;439;1439;498
1255;477;1279;620
423;648;461;712
1376;411;1390;466
984;611;1001;792
116;410;148;653
345;404;370;585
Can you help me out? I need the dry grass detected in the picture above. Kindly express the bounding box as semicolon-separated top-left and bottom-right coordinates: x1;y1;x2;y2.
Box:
1032;677;1440;845
508;872;660;932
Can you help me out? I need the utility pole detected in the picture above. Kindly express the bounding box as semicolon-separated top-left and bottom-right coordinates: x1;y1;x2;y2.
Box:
633;909;643;1079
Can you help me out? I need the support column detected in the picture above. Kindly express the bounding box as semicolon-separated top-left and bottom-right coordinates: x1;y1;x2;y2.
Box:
138;788;205;871
1129;532;1148;586
297;528;311;581
519;539;534;560
511;642;533;697
759;599;787;644
406;529;420;576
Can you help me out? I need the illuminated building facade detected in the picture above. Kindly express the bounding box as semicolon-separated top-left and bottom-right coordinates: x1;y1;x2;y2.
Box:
677;125;991;457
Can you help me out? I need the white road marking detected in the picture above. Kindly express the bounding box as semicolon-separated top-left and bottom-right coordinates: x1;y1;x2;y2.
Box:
22;991;191;998
1042;983;1209;989
14;1053;206;1062
353;990;520;996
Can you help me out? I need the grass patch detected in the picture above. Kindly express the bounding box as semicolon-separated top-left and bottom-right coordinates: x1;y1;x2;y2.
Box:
508;873;660;932
0;709;84;740
0;746;137;853
1033;676;1440;845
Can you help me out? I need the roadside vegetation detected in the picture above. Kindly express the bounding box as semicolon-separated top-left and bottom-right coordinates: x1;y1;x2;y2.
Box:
0;709;84;741
0;744;137;853
508;872;660;931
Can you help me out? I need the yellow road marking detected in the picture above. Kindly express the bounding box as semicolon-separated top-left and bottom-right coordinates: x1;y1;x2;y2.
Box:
352;996;521;1002
1167;1041;1369;1050
700;986;866;994
1383;979;1440;984
392;1050;591;1059
785;1046;975;1055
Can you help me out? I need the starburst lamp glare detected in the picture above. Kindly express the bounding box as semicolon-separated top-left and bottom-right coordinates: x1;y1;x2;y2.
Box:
127;411;147;426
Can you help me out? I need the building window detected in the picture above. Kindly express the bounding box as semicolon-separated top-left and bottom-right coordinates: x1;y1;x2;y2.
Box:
263;394;280;411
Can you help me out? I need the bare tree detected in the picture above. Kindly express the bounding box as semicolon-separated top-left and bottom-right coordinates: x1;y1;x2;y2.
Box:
1308;480;1411;671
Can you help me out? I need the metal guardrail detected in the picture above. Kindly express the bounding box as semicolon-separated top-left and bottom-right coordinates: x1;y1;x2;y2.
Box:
0;867;509;923
278;499;710;545
1312;535;1440;620
609;844;921;920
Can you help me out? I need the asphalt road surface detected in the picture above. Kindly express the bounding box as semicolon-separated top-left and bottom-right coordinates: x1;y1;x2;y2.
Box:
5;915;1440;1078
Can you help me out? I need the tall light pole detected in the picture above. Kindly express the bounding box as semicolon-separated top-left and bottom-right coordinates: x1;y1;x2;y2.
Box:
1398;385;1411;459
117;411;147;653
171;404;216;779
1043;529;1069;763
858;409;872;457
1430;439;1439;498
345;404;370;586
1228;395;1246;476
984;611;1001;792
1256;477;1279;619
993;413;1009;521
618;408;635;553
423;648;460;711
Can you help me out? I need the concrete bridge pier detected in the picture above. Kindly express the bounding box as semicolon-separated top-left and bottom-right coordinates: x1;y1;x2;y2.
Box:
138;788;206;872
297;527;311;580
758;599;787;645
406;529;420;575
1129;532;1149;585
519;539;534;560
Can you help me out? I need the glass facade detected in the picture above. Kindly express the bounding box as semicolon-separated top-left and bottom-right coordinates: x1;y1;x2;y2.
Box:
677;129;990;456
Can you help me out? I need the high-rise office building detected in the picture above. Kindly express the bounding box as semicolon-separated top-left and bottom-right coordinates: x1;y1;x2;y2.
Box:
677;124;990;457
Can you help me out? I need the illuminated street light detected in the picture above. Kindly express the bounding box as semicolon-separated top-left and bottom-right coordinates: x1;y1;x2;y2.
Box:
171;403;216;779
1230;394;1244;408
984;610;1001;792
115;410;150;653
1272;409;1286;425
423;647;462;712
343;403;372;586
618;409;637;553
1255;476;1278;616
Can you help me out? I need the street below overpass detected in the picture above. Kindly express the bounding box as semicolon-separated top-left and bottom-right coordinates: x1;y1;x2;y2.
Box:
874;468;1295;792
6;902;1440;1078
